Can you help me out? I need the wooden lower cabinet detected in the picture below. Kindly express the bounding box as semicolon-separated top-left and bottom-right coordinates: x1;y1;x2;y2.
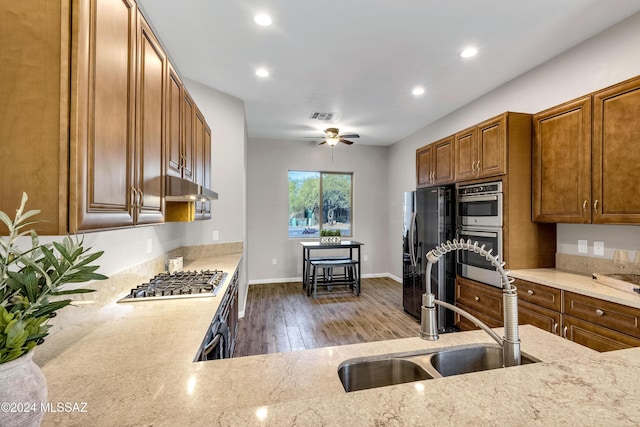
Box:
563;314;640;352
455;276;503;330
459;277;640;352
518;300;561;335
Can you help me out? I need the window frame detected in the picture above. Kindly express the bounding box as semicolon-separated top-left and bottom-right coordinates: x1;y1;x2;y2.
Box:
288;170;353;239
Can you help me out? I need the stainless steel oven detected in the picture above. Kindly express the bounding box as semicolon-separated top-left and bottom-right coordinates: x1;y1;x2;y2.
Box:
457;181;502;227
457;226;503;288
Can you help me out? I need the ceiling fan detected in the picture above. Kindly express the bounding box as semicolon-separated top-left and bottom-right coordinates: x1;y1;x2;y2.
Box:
316;128;360;146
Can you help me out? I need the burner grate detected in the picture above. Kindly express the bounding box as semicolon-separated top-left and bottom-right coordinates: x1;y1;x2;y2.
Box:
121;269;227;301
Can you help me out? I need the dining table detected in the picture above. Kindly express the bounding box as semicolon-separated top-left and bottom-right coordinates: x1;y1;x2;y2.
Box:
300;240;364;293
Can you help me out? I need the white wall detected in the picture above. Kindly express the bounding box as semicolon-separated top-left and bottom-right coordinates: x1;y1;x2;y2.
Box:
247;138;389;282
388;12;640;279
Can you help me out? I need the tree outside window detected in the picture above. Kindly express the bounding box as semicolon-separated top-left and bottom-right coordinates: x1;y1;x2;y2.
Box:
288;171;352;238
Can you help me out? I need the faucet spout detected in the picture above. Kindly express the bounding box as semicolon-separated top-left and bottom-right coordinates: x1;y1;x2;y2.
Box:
419;239;521;367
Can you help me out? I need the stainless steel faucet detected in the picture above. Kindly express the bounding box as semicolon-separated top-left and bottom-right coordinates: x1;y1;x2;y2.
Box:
419;239;521;367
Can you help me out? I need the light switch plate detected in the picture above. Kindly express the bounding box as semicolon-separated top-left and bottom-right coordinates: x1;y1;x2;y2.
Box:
594;241;605;256
146;238;153;254
212;230;219;241
578;240;588;254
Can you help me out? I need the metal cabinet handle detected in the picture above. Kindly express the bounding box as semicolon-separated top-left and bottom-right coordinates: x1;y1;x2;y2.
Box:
594;199;599;212
474;296;480;301
563;326;568;339
583;200;587;212
527;289;534;296
553;323;558;335
471;161;475;171
477;161;480;171
595;309;604;316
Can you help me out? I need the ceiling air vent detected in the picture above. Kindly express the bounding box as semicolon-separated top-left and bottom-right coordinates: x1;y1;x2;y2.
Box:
309;112;338;121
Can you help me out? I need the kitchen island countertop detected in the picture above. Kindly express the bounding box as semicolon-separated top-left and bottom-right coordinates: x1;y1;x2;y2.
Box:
33;255;640;426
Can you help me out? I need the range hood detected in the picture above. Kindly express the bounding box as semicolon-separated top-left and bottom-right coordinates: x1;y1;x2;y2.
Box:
165;176;218;202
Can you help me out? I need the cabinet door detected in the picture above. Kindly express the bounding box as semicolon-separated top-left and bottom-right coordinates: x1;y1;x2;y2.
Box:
563;314;640;352
593;77;640;224
183;90;195;182
518;300;561;335
70;0;137;231
194;108;206;217
166;64;183;179
532;97;591;223
416;144;433;188
477;114;507;178
201;124;212;219
433;136;455;184
454;126;477;181
455;276;503;325
135;14;165;225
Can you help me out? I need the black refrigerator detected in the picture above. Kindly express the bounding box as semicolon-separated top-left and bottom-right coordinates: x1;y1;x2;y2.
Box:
402;186;456;332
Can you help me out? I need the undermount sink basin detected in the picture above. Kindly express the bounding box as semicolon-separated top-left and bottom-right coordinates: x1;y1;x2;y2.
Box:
338;345;540;392
429;345;538;377
338;358;434;392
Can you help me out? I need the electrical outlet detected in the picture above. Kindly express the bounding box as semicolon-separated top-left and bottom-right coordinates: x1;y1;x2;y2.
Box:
212;230;219;241
578;240;588;254
146;238;152;254
594;241;605;256
272;258;277;265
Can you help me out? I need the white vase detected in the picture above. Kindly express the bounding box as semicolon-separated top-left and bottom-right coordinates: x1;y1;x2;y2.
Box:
0;350;47;427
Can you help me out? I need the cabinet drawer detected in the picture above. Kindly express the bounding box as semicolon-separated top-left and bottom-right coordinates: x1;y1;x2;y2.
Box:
513;278;562;312
564;291;640;338
455;277;503;323
455;303;503;331
563;314;640;352
518;300;561;335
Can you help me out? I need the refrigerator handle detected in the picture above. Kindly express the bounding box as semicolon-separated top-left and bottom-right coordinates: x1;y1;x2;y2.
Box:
409;212;417;267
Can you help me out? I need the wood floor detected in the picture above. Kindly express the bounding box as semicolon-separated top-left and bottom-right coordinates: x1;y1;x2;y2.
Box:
234;277;421;357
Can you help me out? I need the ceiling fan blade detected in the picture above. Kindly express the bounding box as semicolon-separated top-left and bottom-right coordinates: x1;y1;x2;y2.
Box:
318;140;327;145
339;134;359;139
340;139;354;145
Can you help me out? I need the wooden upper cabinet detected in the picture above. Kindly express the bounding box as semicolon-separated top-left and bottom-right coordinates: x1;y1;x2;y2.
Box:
135;13;166;225
416;144;434;188
69;0;138;231
476;114;507;178
592;77;640;224
454;126;477;181
416;136;455;188
532;96;592;223
201;124;212;219
454;114;508;182
183;90;196;181
433;136;455;184
166;64;183;179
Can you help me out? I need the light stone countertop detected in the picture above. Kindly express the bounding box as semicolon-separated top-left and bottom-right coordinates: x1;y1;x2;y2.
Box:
510;268;640;309
31;255;640;426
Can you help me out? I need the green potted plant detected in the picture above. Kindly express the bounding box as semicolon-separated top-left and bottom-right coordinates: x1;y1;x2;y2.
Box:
0;193;107;426
320;229;342;244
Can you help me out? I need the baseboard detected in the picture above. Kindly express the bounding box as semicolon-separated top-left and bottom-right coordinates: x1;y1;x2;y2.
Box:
248;272;401;285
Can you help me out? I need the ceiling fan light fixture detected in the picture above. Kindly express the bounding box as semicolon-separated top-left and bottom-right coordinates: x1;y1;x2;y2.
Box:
326;137;340;147
412;87;425;96
255;68;269;77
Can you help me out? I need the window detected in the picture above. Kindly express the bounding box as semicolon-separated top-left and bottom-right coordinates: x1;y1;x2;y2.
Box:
288;171;352;238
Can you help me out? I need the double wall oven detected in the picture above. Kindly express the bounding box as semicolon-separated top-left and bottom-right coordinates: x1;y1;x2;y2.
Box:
456;181;503;288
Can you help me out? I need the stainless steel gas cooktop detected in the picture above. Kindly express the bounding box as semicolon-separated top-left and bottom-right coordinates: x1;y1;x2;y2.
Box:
118;270;228;303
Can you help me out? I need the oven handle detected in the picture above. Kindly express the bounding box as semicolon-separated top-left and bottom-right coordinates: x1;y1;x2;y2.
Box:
459;229;499;238
202;334;222;359
459;194;500;203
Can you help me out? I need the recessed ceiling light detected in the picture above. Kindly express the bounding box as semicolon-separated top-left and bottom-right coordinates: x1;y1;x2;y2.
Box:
412;87;425;96
460;47;478;58
254;14;272;26
255;68;269;77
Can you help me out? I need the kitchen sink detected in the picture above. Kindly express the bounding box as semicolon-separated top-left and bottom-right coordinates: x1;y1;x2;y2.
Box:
338;358;434;392
428;345;538;377
338;344;539;392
